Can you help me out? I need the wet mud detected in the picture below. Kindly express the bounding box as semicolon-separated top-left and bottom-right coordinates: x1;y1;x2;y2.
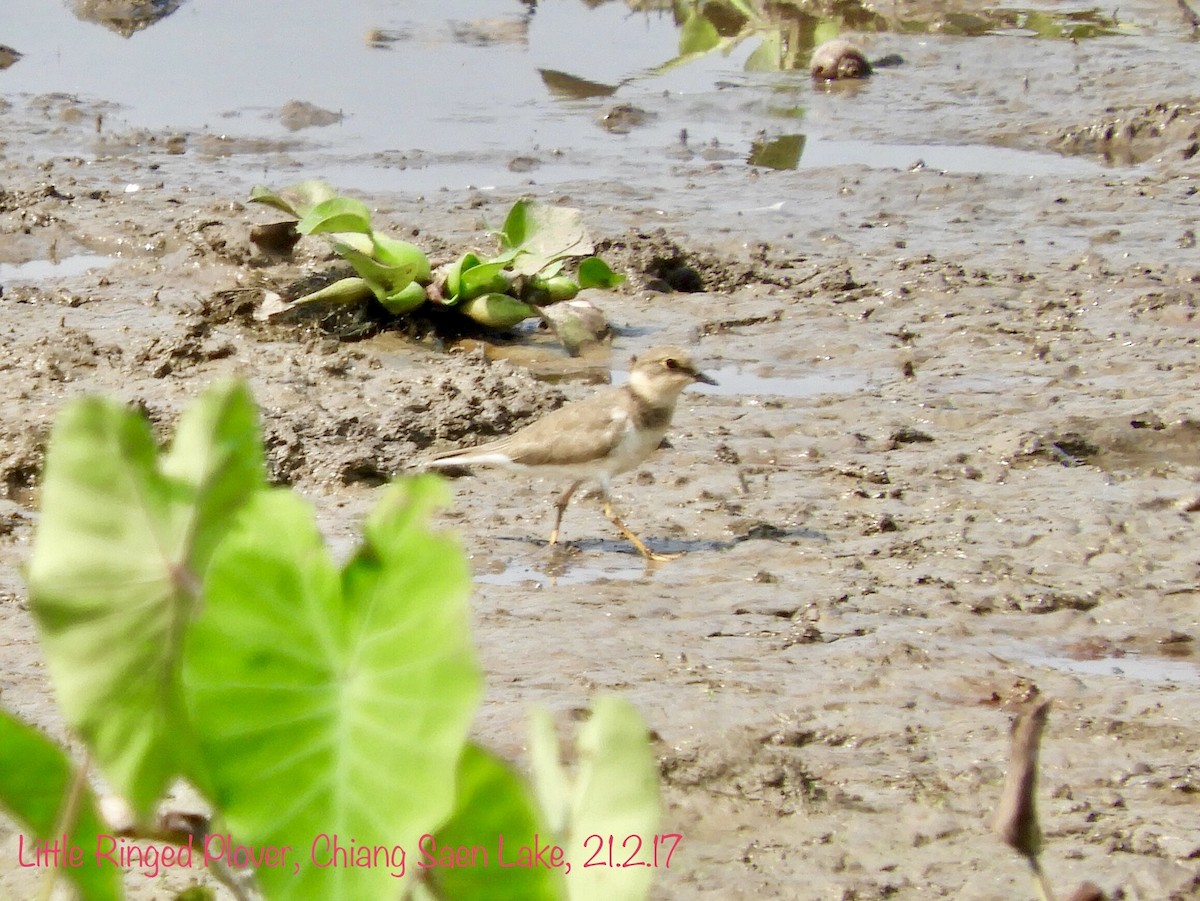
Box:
2;3;1200;899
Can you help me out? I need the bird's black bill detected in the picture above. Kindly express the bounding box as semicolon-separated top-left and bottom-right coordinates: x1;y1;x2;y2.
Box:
693;369;718;386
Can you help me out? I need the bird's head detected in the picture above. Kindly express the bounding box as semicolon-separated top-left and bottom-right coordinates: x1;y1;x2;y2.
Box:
628;345;717;404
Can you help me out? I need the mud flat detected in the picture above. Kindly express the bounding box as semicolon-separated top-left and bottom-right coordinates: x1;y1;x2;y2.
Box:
2;2;1200;898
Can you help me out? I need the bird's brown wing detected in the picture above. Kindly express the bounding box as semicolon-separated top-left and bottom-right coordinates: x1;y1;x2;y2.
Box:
483;387;630;466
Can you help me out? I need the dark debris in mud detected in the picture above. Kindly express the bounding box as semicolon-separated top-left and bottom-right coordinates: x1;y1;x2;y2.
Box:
597;229;794;294
1055;102;1200;164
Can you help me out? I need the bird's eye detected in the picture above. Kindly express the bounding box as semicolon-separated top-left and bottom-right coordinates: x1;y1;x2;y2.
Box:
664;358;680;370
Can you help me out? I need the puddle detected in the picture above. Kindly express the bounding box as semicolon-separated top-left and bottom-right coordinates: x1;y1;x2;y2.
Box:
1008;643;1200;685
780;138;1120;176
474;555;647;588
616;364;871;398
1024;651;1200;685
0;255;116;283
1;0;1155;201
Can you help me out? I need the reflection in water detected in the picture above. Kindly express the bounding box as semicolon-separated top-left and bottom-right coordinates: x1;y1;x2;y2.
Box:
539;69;620;100
653;0;1134;80
70;0;183;37
748;133;806;169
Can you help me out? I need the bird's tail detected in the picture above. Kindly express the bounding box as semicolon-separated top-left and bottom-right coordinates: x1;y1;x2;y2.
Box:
420;448;513;470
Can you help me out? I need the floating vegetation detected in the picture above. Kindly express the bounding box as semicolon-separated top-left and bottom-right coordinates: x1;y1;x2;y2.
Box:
247;180;624;339
649;0;1136;78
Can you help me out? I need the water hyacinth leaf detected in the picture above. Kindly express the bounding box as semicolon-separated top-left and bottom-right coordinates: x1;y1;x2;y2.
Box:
577;257;625;290
372;235;432;283
27;384;265;816
458;293;537;329
297;196;372;236
497;200;593;276
442;252;482;301
744;31;782;72
381;281;427;315
564;697;660;901
331;232;374;256
247;179;337;219
424;744;563;901
0;709;124;901
679;9;721;54
541;276;579;303
332;242;416;301
289;276;374;308
458;260;511;301
182;479;481;900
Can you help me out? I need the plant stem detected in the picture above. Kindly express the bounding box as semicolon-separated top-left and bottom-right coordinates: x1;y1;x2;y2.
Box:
1029;855;1057;901
37;749;91;901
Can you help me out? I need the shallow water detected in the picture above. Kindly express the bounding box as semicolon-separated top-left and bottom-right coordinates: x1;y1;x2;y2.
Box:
1018;648;1200;686
1;0;1154;202
0;254;115;283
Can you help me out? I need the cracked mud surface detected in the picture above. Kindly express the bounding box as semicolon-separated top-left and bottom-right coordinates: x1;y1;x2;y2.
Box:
2;9;1200;900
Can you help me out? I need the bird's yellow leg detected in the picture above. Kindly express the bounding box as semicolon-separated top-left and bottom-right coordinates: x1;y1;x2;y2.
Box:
601;499;680;562
549;480;584;545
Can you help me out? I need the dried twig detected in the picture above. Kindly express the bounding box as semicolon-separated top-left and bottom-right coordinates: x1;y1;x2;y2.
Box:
994;699;1055;900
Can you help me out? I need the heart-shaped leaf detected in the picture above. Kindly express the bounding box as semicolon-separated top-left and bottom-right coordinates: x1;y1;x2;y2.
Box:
182;477;481;900
248;179;337;220
28;383;265;817
576;257;625;290
423;743;564;901
496;201;593;277
297;197;373;236
0;709;124;901
530;698;661;901
457;261;511;301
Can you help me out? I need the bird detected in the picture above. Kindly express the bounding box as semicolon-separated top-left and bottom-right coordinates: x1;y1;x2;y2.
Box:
423;345;717;561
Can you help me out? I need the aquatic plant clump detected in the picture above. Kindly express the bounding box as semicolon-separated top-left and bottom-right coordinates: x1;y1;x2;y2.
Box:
247;181;625;335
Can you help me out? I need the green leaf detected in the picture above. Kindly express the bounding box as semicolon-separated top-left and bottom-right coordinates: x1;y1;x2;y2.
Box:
457;294;537;329
744;31;781;72
28;383;265;817
457;261;511;301
496;201;593;277
182;477;481;900
248;179;337;220
289;276;375;308
332;242;416;301
372;235;432;283
679;10;721;54
423;744;564;901
443;252;482;301
0;709;124;901
576;257;625;290
297;197;373;236
381;281;427;316
529;710;570;835
531;698;661;901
